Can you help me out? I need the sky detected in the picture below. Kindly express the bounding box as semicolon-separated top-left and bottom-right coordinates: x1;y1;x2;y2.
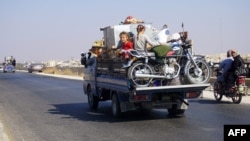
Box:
0;0;250;62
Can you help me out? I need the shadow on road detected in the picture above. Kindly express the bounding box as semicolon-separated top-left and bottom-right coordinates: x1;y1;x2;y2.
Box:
47;102;184;122
189;98;235;104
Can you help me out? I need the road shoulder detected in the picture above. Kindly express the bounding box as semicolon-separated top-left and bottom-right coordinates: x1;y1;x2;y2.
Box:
0;118;11;141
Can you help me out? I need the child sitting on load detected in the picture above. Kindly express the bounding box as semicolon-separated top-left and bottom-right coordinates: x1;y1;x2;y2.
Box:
133;24;173;58
118;31;136;68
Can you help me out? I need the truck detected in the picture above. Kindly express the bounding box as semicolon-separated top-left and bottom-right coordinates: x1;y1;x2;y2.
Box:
81;23;210;117
2;56;16;73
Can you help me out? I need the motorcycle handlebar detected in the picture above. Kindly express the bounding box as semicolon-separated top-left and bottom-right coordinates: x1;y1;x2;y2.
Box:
167;39;180;43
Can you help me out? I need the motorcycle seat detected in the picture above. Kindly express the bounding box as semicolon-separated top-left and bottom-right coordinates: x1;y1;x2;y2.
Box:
137;51;155;57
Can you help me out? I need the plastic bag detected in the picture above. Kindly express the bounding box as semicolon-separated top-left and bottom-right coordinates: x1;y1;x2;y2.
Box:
234;66;249;76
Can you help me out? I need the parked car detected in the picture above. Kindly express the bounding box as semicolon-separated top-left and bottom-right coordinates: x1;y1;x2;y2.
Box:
28;63;44;73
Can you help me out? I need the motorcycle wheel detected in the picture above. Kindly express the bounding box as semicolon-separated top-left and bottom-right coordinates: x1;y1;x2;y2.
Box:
232;94;242;104
185;59;211;84
213;81;223;101
127;61;154;87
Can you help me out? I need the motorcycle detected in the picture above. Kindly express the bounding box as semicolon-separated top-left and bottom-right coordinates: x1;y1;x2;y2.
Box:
126;31;211;87
213;69;247;104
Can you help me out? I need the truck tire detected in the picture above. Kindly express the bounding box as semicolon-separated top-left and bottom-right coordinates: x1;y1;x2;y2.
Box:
112;94;121;117
87;86;99;109
167;104;185;116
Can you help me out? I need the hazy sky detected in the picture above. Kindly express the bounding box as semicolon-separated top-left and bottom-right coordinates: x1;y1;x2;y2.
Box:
1;0;250;62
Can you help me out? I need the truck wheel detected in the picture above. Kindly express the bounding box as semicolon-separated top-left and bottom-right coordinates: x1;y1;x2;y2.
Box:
167;104;185;116
112;94;121;117
87;86;99;109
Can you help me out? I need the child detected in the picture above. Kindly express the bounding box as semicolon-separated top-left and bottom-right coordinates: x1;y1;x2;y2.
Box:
134;24;172;57
119;31;135;68
133;24;161;52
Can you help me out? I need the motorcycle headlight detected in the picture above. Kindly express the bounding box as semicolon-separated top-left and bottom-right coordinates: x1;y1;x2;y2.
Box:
172;42;179;47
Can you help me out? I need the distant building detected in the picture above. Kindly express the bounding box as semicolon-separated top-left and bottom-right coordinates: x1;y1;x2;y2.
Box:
46;60;57;67
45;59;81;67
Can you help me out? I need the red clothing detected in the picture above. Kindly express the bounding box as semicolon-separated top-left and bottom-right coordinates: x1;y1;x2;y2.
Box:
122;41;133;50
122;41;133;59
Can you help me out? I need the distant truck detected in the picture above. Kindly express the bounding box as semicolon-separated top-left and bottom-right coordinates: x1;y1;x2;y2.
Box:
81;23;210;117
2;56;16;73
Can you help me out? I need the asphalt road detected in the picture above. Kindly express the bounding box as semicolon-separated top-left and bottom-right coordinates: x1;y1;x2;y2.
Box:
0;72;250;141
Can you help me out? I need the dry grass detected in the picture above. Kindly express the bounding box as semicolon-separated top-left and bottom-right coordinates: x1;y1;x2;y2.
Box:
43;67;56;74
43;67;83;77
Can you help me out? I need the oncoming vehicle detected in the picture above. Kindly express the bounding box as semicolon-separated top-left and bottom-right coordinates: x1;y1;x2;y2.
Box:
3;56;16;73
0;64;3;71
27;63;44;73
81;22;210;117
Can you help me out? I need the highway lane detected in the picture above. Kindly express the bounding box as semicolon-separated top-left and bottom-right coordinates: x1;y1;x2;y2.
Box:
0;72;250;141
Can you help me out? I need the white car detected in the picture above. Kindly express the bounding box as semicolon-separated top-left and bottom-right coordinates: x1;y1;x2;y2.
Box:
28;63;44;73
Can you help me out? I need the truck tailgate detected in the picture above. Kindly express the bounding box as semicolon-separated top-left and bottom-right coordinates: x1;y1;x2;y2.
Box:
135;83;210;93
